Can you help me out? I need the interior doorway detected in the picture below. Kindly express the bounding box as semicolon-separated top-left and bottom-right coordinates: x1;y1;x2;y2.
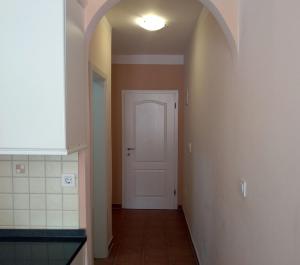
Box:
85;0;238;263
122;90;178;209
91;71;109;258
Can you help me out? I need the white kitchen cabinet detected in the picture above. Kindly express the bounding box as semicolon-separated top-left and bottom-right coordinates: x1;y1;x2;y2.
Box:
0;0;87;155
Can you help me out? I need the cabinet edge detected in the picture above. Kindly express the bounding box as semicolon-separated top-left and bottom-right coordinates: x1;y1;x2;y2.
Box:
0;144;87;155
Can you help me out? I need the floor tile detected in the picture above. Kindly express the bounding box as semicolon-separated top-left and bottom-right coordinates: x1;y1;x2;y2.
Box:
95;209;198;265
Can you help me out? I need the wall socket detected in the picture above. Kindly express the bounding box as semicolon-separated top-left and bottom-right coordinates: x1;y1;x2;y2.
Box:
62;174;76;187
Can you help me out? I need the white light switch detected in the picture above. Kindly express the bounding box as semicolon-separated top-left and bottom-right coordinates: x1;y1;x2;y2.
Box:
188;143;192;153
62;174;76;187
240;180;247;198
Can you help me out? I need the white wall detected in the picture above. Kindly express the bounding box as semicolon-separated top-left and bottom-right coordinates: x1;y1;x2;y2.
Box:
184;9;236;265
184;1;300;264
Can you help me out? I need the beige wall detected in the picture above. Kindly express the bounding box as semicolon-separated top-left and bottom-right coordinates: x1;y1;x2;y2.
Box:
184;9;236;264
111;64;185;205
88;16;112;258
184;2;300;265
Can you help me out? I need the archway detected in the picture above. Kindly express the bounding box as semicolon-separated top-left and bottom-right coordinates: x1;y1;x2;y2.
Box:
81;0;239;263
84;0;239;54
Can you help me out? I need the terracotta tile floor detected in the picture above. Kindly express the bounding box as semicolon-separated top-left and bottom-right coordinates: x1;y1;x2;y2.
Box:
95;209;198;265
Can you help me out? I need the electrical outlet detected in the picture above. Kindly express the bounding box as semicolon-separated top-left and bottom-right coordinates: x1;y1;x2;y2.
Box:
62;174;76;187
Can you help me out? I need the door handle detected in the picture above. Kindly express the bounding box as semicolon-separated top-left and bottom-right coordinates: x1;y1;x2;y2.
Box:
127;147;136;151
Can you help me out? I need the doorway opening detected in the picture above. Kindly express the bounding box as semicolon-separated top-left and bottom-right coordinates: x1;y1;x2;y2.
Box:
89;0;201;261
88;0;202;262
122;90;178;209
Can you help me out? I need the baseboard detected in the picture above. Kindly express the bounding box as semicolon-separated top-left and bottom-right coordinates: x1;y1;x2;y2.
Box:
112;204;182;210
182;208;202;265
112;204;122;209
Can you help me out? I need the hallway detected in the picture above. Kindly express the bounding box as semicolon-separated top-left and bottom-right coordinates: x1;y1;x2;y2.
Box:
95;209;198;265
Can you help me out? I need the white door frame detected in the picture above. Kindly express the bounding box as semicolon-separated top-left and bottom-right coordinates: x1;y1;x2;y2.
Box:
89;64;110;258
122;90;179;209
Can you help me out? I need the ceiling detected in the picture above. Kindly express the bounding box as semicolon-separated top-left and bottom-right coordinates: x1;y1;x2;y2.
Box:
106;0;203;55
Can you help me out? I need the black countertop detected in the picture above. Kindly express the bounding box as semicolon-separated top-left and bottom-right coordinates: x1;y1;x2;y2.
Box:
0;229;87;265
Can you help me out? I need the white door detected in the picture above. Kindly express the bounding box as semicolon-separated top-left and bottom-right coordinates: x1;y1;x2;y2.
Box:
123;91;178;209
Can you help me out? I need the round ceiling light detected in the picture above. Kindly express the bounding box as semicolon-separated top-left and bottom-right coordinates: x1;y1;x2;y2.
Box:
136;15;166;31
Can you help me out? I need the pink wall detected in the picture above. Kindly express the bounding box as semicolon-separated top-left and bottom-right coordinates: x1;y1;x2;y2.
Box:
111;64;185;205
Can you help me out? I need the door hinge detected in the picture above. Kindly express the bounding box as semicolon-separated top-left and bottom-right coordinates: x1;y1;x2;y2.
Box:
173;189;177;196
174;102;177;109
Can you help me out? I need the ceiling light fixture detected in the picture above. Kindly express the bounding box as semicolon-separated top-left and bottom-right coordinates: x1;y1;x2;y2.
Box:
136;15;166;31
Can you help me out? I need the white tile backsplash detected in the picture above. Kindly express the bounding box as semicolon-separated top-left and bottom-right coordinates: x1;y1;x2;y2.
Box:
0;210;13;226
46;162;61;177
63;195;78;211
47;211;63;227
29;155;44;161
0;156;12;161
13;178;29;193
30;210;46;227
29;161;45;177
47;194;62;210
45;155;61;161
0;194;13;209
62;153;78;161
30;194;46;210
46;178;62;194
0;161;12;177
0;154;79;229
0;178;13;193
29;178;45;193
63;211;79;228
14;210;30;226
13;155;28;161
62;162;78;175
14;194;30;209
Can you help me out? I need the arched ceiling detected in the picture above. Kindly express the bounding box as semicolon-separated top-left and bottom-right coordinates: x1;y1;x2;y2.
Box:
83;0;239;54
105;0;203;55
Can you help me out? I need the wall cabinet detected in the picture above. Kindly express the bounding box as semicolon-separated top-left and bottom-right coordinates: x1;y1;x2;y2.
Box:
0;0;87;155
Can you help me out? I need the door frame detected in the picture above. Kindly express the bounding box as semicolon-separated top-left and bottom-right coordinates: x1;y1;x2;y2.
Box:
89;63;110;258
122;90;179;209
